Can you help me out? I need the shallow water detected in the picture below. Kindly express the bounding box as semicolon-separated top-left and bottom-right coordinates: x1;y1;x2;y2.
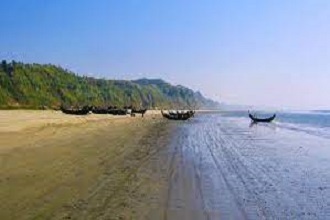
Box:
162;113;330;219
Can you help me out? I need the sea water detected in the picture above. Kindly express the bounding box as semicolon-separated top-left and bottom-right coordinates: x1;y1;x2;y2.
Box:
222;110;330;139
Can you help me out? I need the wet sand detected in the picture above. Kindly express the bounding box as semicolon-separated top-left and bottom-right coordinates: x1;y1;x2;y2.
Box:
160;114;330;219
2;111;330;219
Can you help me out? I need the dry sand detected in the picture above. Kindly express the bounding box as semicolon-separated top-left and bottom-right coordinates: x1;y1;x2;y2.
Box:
0;110;172;219
0;110;161;132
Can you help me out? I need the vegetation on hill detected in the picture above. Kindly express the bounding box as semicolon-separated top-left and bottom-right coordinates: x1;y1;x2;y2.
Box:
0;60;219;109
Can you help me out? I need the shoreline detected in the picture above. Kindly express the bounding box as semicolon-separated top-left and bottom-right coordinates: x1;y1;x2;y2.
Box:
0;109;218;133
0;110;162;133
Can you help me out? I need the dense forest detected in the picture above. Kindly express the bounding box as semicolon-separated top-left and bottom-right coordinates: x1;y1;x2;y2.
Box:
0;60;219;109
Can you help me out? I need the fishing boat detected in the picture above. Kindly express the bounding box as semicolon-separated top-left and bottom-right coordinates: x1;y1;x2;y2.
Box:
108;109;127;115
161;110;195;120
60;106;91;115
248;113;276;123
91;108;109;114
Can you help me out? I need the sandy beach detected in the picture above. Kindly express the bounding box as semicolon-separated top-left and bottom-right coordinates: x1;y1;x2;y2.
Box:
2;111;330;219
0;110;172;219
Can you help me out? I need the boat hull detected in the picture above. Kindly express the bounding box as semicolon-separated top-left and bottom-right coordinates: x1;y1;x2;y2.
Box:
249;114;276;123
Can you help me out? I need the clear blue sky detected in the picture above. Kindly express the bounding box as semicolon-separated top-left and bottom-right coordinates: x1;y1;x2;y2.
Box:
1;0;330;109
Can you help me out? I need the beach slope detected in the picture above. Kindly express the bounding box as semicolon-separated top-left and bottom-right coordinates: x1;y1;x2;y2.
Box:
0;110;172;219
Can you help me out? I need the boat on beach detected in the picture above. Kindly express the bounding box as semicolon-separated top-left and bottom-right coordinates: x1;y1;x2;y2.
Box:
91;108;109;114
161;110;195;120
60;106;91;115
61;105;143;116
107;108;127;115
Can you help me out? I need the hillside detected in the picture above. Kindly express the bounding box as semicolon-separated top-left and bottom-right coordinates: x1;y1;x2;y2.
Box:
0;61;219;109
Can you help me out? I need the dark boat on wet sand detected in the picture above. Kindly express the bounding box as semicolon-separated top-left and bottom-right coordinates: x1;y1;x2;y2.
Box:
249;113;276;123
91;108;109;114
60;106;91;115
108;109;127;115
161;110;195;120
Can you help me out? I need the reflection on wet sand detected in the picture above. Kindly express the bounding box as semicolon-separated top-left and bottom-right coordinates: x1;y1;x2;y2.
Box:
160;114;330;219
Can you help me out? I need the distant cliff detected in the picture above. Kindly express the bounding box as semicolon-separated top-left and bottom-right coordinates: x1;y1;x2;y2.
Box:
0;60;220;109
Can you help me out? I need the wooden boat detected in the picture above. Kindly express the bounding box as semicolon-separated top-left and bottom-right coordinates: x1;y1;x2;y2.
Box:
91;108;109;114
249;113;276;123
108;109;127;115
61;106;91;115
161;110;194;120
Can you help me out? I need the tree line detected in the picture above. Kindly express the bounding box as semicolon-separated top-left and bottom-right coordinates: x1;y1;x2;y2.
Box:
0;60;219;110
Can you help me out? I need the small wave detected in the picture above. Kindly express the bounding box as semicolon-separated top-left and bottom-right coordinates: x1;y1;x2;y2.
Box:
271;121;330;139
218;111;330;139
